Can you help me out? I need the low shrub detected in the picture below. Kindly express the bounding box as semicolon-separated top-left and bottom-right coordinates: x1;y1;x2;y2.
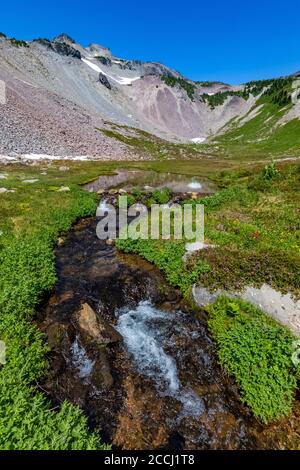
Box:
208;296;300;423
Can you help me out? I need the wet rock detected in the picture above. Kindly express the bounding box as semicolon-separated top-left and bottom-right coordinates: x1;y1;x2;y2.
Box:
113;376;169;449
159;301;174;311
91;350;114;388
46;322;74;351
75;303;122;345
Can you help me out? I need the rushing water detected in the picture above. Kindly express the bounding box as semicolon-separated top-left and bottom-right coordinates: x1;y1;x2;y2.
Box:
70;336;95;383
116;300;205;418
39;216;294;450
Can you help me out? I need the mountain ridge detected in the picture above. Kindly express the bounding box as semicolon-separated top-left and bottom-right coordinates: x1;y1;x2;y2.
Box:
1;32;300;159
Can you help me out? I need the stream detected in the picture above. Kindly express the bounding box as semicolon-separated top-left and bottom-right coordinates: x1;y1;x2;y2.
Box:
38;171;297;450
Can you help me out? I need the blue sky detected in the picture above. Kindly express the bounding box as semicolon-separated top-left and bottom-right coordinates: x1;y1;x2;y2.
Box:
1;0;300;84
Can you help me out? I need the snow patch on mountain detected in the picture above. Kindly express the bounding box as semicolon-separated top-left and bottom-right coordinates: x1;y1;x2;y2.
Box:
191;137;206;143
81;58;140;85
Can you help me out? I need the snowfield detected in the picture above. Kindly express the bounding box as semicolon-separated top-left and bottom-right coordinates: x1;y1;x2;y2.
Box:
82;58;140;85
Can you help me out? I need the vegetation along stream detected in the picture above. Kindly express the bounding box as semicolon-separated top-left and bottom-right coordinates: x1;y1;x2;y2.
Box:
38;166;300;449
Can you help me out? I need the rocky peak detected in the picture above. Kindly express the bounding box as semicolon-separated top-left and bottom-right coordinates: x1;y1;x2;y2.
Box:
51;41;81;59
87;43;112;58
53;33;76;44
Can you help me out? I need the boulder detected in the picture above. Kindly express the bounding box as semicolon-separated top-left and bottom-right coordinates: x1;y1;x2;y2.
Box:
99;72;111;90
76;303;122;345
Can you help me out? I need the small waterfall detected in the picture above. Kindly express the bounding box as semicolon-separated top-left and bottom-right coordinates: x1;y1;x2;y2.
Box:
70;336;95;382
116;300;204;418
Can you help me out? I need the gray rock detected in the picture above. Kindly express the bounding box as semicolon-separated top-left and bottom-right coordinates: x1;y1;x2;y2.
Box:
51;41;81;59
193;284;300;337
99;72;111;90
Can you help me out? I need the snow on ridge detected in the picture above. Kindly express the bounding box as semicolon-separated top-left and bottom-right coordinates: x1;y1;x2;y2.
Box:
0;154;91;163
191;137;206;143
81;58;140;85
22;154;90;161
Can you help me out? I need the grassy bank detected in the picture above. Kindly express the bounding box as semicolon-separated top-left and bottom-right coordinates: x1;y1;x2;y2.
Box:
0;164;110;449
117;162;300;296
116;161;300;422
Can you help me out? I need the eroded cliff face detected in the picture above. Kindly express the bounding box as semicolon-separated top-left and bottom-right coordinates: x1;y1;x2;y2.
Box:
0;33;261;156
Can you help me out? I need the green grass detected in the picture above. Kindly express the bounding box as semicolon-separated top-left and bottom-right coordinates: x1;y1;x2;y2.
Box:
117;162;300;297
116;162;300;423
117;237;210;293
201;77;292;110
208;296;299;423
101;112;300;161
99;125;212;160
0;165;110;449
1;157;299;441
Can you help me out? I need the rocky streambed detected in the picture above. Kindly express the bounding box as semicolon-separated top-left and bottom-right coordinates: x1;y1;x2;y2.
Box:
37;216;300;450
